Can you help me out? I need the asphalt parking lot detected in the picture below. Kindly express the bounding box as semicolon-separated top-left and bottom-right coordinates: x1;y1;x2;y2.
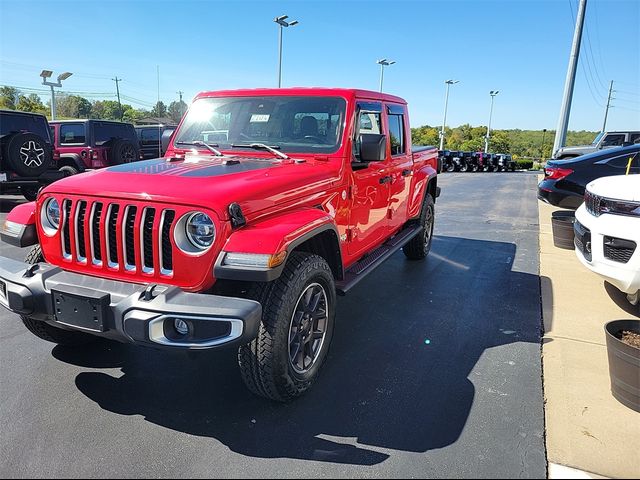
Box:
0;172;546;478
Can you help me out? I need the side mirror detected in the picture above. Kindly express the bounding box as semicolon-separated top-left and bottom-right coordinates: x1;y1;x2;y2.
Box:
161;128;176;156
359;133;386;162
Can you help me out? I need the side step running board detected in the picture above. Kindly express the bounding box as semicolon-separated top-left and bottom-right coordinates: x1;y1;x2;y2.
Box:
335;225;422;295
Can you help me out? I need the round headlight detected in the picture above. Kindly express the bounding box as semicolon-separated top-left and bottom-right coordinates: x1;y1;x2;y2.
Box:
41;198;60;234
185;212;215;249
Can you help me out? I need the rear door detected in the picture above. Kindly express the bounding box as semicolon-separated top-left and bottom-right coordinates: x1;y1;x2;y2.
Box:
384;103;413;234
347;102;391;258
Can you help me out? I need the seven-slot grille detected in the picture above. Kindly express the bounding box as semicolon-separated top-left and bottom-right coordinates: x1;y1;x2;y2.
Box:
60;199;176;275
584;190;602;217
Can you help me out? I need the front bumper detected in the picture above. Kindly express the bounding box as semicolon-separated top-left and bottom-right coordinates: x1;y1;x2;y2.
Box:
574;206;640;295
0;256;261;350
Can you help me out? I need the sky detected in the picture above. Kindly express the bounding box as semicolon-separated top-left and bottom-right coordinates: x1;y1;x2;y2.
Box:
0;0;638;132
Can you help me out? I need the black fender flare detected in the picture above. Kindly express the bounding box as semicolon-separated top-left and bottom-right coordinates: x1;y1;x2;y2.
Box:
58;153;86;172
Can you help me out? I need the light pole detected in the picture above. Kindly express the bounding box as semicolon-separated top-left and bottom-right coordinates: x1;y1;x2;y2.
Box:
484;90;499;153
439;79;459;150
274;15;299;88
540;128;548;161
40;70;72;120
377;59;395;93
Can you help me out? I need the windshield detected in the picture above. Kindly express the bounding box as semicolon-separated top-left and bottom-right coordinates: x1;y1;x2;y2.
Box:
591;131;605;145
174;96;346;154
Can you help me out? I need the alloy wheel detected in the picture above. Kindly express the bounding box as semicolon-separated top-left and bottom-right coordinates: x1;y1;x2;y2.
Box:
288;282;329;374
20;141;45;167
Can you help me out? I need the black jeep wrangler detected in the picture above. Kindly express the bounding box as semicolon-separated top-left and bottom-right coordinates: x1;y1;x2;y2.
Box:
0;110;63;200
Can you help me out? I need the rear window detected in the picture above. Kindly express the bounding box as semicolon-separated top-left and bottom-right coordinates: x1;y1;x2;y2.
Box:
0;113;51;142
59;123;86;144
93;122;136;145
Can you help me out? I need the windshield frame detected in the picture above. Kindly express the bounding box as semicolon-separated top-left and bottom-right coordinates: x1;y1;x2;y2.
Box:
173;95;348;155
591;131;605;145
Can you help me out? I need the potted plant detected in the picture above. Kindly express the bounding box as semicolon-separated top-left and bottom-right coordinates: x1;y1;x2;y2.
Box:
604;319;640;412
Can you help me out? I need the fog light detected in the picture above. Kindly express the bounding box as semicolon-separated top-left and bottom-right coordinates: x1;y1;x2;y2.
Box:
174;318;189;336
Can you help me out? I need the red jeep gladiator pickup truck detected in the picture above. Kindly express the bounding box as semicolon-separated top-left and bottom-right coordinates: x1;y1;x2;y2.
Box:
0;88;439;401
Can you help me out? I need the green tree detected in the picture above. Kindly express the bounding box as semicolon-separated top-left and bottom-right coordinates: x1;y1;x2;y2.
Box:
16;94;47;115
56;94;92;119
0;86;19;109
151;101;167;118
168;100;187;123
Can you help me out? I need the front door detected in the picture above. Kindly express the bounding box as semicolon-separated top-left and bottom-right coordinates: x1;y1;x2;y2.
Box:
347;104;390;258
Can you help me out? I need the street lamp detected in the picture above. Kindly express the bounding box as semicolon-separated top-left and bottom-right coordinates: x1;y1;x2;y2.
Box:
40;69;72;120
274;15;299;88
377;59;395;93
439;79;459;150
484;90;499;153
540;128;548;161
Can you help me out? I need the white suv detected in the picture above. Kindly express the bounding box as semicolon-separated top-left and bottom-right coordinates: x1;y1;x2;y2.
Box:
574;174;640;309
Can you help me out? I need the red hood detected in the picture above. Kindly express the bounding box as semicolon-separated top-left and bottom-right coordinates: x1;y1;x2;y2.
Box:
41;155;343;221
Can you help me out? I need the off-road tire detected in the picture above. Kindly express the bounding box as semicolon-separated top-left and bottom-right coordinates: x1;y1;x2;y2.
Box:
107;138;139;165
3;132;52;177
238;252;336;402
403;193;435;260
59;165;79;176
445;162;455;173
459;162;468;172
21;186;40;201
20;245;96;347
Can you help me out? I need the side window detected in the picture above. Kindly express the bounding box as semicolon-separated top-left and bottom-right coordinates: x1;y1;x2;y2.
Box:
601;134;625;147
94;123;131;144
629;133;640;144
353;111;382;159
141;129;160;142
388;114;405;155
59;123;86;144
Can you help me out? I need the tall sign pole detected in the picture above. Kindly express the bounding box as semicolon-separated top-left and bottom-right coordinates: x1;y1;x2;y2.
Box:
552;0;587;157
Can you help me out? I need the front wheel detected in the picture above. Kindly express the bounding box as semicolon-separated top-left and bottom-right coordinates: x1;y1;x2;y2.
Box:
403;193;435;260
459;162;468;172
238;252;336;402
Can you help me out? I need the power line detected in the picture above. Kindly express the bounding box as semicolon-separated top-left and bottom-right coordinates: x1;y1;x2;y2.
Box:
112;77;123;120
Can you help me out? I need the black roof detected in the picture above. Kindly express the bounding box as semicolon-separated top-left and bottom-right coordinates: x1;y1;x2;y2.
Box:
49;119;134;126
0;109;48;119
134;124;177;129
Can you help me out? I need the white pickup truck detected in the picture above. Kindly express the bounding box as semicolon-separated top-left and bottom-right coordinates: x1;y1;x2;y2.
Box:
574;174;640;311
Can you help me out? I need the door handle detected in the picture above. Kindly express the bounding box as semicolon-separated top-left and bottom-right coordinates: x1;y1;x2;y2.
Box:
379;175;392;184
402;169;412;177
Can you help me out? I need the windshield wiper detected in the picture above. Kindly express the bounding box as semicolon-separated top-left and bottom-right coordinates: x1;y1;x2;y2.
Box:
175;141;223;156
230;143;289;160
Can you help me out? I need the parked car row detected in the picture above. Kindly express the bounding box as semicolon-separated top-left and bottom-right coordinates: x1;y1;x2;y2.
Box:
539;143;640;312
1;109;178;200
438;150;515;173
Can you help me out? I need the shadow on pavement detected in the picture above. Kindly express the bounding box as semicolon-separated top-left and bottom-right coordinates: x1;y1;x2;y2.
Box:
52;235;541;466
604;281;640;318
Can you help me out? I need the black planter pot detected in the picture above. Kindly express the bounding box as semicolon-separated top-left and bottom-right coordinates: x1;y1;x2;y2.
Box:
605;319;640;412
551;210;575;250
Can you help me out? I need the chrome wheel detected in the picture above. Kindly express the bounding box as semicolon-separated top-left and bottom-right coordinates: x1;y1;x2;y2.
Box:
288;282;329;374
20;141;45;167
